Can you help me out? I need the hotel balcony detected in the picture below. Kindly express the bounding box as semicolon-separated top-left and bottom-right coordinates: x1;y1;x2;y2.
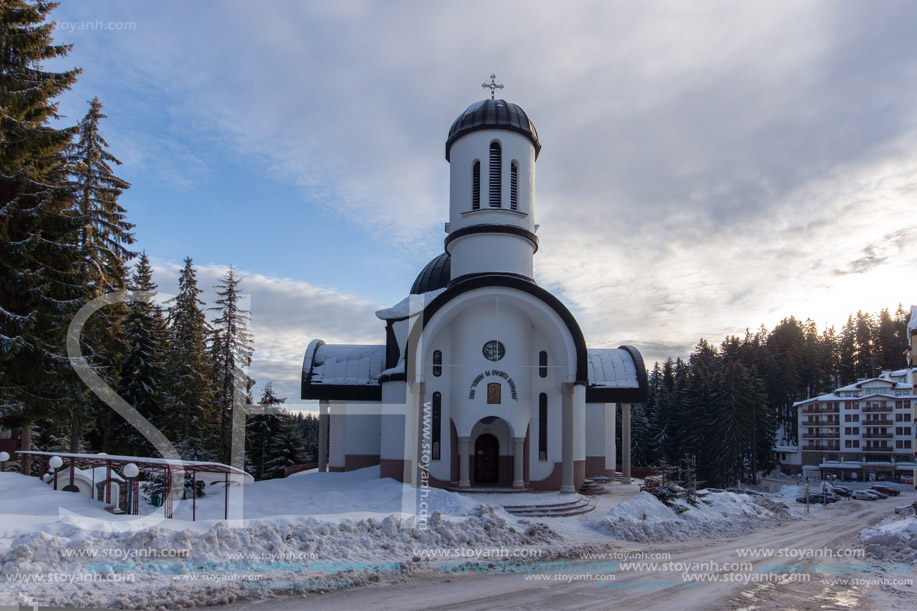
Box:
862;432;892;439
862;446;892;452
803;443;840;451
864;418;893;426
802;405;839;414
862;405;892;413
802;433;839;439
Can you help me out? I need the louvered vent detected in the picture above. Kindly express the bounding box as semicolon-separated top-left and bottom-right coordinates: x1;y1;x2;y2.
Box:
489;141;501;207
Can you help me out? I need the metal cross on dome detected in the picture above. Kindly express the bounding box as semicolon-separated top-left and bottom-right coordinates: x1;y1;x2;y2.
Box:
482;74;504;99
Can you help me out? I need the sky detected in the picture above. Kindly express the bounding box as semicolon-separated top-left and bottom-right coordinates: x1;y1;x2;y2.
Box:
45;1;917;406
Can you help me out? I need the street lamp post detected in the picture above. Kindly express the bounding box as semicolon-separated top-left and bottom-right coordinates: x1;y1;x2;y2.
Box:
49;456;63;490
123;463;139;515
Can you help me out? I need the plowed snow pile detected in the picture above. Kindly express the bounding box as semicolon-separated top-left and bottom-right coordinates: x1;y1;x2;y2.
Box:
859;514;917;563
586;491;792;542
0;470;558;610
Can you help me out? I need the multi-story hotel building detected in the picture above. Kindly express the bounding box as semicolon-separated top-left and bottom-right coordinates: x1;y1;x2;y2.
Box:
779;306;917;483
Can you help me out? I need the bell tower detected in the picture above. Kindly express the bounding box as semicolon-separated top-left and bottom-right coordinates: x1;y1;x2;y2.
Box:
444;84;541;283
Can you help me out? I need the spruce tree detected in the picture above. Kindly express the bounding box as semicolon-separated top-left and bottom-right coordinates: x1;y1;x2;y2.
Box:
114;253;165;455
63;96;135;451
211;267;254;465
163;257;212;457
0;1;82;472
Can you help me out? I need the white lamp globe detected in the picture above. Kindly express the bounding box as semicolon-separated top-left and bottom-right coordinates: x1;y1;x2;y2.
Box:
0;452;9;462
49;456;63;469
123;463;139;479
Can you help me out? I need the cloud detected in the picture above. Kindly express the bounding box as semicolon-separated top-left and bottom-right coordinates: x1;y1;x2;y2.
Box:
55;1;917;370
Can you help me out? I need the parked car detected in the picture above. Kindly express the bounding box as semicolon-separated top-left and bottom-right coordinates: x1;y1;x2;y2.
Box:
864;489;887;499
796;493;837;504
870;485;900;497
852;490;878;500
832;486;852;497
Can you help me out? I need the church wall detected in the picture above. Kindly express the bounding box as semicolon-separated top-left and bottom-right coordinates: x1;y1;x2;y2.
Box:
328;405;346;472
343;402;381;470
445;300;534;440
585;402;609;477
380;381;408;481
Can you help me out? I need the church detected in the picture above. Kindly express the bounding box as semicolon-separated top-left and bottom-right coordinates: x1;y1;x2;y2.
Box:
302;91;647;492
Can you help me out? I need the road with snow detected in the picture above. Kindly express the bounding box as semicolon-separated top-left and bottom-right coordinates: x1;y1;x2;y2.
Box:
223;494;917;611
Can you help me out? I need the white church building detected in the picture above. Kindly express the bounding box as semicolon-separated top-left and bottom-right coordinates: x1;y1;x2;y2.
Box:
302;96;647;492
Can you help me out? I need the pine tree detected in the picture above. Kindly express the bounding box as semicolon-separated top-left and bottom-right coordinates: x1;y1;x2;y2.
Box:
211;267;254;465
114;253;165;455
163;257;212;457
67;96;134;293
264;416;309;477
245;383;283;480
63;96;135;452
0;1;83;472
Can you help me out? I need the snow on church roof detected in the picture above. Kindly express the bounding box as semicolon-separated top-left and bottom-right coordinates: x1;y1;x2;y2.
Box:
302;340;386;401
305;342;385;387
587;349;640;389
375;288;446;321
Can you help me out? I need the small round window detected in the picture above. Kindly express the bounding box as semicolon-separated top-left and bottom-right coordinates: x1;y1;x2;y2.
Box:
483;340;505;362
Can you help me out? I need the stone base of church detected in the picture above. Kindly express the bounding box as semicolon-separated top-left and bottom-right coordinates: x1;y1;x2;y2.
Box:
528;462;562;490
380;458;407;481
345;453;380;470
586;456;615;479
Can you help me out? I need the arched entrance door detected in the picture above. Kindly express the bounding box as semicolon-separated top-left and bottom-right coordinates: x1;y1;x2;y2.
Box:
474;434;499;484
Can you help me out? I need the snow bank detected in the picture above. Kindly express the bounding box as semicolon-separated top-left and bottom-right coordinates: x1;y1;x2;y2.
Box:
0;470;559;609
859;514;917;563
586;491;792;542
776;485;805;499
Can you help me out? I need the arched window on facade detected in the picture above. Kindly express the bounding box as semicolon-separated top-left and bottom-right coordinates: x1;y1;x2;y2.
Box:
433;350;442;377
510;161;518;210
472;160;480;210
489;141;502;207
539;351;548;378
538;393;548;460
432;392;442;460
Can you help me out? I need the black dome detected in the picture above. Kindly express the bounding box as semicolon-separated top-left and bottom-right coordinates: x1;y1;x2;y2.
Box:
445;99;540;161
411;253;451;294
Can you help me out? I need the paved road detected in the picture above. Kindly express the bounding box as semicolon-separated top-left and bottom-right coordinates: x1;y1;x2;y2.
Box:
220;494;915;611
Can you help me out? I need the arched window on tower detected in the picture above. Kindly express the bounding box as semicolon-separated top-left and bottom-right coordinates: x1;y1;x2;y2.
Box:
510;161;518;211
432;392;442;460
539;351;548;378
539;393;548;460
489;141;502;208
471;161;480;210
433;350;442;377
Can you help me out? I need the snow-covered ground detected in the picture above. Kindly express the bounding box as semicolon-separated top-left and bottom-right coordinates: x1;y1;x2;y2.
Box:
0;469;558;609
0;468;817;610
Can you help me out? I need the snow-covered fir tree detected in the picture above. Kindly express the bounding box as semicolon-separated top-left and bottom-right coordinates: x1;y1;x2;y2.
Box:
63;96;135;452
114;253;166;456
210;267;254;465
0;0;83;473
163;257;213;459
